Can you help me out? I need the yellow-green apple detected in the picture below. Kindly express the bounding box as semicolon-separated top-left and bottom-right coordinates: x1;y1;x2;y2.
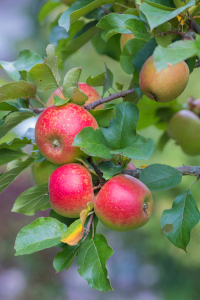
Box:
49;163;94;218
94;174;153;231
167;110;200;155
120;33;135;51
32;159;59;185
139;55;189;103
46;83;104;110
35;103;98;165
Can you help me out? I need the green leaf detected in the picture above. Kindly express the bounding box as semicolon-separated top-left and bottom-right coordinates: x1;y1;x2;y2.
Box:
92;32;121;61
90;108;116;127
53;244;81;272
116;82;124;91
77;233;113;292
76;156;97;175
110;134;154;160
140;0;195;30
161;190;200;251
12;183;50;216
67;87;88;105
97;13;150;42
61;22;99;61
73;127;113;159
144;0;175;10
0;50;43;81
59;0;115;31
120;38;146;74
98;161;125;180
54;95;70;106
102;102;139;150
158;131;170;151
63;67;81;96
50;209;77;227
0;137;33;150
14;217;68;256
0;157;34;193
0;81;37;103
27;44;60;92
0;111;35;140
103;64;113;95
38;1;62;23
154;40;197;72
0;101;19;112
0;149;27;166
86;72;106;87
139;164;182;191
132;38;157;73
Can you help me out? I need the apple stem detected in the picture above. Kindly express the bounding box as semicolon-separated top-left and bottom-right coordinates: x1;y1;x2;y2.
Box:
88;157;106;183
93;184;103;191
84;89;135;111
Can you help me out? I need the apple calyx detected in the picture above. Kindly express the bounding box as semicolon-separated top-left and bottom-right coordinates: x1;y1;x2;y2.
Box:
51;139;61;148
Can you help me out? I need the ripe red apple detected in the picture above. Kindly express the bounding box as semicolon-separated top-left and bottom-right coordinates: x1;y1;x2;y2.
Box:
46;83;104;109
167;110;200;155
32;159;59;185
35;103;98;165
139;55;189;103
49;163;94;218
94;174;153;231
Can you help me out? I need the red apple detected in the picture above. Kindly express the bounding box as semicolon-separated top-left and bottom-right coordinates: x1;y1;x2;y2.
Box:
35;103;98;165
49;163;94;218
46;83;104;109
94;174;153;231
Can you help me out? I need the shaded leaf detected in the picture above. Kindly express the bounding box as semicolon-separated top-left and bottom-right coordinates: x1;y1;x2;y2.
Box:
0;149;27;166
0;137;33;150
38;1;62;23
53;244;81;272
90;108;116;127
0;81;37;103
98;161;125;180
0;157;34;193
14;217;68;256
12;183;50;216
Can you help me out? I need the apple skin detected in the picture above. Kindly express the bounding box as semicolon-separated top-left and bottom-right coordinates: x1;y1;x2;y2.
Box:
126;161;136;170
35;103;98;165
46;83;104;110
32;159;59;185
94;174;153;232
49;163;94;218
139;55;189;103
167;110;200;155
120;33;135;51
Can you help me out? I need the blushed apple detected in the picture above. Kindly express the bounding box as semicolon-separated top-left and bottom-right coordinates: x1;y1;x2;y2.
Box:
46;83;104;109
35;103;98;165
49;163;94;218
94;174;153;231
139;55;189;103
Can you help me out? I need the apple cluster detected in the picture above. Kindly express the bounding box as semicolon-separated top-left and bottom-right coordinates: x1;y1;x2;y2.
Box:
33;83;153;232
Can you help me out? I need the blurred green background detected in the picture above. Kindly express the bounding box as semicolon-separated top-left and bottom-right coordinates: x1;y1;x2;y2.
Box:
1;1;200;300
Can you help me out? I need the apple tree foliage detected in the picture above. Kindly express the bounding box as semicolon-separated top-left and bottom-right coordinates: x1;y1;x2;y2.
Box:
1;0;200;292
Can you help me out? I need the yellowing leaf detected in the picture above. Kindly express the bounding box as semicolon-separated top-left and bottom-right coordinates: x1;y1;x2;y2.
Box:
140;165;148;168
177;14;185;25
61;202;94;246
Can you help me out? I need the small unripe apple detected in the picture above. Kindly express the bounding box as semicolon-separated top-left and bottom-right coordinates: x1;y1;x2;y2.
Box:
120;33;135;51
167;110;200;155
35;103;98;165
94;174;153;231
46;83;104;110
32;159;59;185
49;163;94;218
139;55;189;103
